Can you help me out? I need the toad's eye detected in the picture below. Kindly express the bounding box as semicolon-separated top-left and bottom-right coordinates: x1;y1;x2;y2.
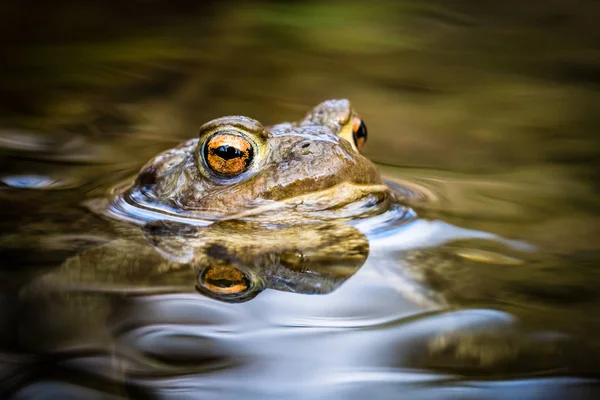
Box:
203;133;254;176
352;116;368;152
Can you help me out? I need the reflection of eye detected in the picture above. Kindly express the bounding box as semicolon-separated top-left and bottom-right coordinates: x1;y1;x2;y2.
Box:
196;264;263;303
352;116;368;152
203;133;254;176
198;265;250;295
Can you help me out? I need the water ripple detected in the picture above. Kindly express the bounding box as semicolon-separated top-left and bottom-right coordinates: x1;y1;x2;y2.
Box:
0;174;79;190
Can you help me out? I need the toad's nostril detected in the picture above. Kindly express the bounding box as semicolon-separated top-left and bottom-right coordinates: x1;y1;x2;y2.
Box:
301;143;310;149
137;166;157;186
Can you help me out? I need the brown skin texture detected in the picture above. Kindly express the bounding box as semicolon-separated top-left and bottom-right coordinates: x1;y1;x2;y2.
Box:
119;99;385;220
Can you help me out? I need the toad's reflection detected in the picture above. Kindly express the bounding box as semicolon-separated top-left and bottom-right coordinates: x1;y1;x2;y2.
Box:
29;220;369;303
144;220;369;302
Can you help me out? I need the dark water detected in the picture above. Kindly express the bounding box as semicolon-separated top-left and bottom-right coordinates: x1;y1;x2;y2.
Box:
1;1;600;399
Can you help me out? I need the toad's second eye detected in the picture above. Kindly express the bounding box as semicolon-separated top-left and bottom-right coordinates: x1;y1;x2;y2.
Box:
203;133;254;176
352;116;368;152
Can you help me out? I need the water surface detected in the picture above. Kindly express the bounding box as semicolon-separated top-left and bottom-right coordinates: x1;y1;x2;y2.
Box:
1;1;599;399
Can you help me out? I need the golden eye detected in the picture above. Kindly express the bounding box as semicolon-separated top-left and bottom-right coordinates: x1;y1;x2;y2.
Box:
198;264;250;295
352;115;368;152
203;133;254;176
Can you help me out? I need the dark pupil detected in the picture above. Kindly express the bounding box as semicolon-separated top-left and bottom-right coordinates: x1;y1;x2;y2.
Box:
355;121;368;141
206;277;240;288
214;145;243;160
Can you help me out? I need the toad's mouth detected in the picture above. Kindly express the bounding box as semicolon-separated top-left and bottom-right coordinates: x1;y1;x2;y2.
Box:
94;180;396;227
221;182;393;223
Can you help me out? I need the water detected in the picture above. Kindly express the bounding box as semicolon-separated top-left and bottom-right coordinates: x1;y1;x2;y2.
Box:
1;1;600;398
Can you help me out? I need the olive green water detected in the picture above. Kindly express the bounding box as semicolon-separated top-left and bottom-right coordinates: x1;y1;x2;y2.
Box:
1;1;600;399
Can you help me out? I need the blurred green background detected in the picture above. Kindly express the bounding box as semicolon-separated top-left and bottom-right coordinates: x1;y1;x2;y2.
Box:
2;0;598;172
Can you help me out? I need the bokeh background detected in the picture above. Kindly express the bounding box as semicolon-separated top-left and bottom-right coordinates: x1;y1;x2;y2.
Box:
2;0;598;169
